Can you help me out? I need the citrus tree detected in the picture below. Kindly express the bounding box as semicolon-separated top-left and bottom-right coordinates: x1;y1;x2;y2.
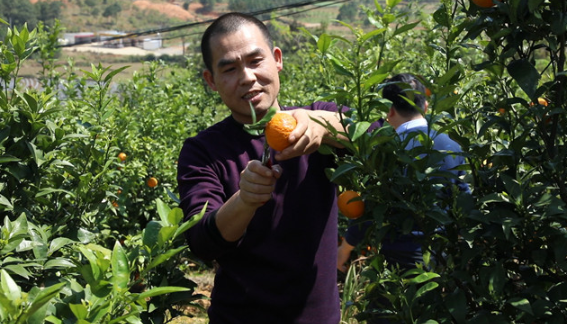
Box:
0;20;211;323
310;0;567;322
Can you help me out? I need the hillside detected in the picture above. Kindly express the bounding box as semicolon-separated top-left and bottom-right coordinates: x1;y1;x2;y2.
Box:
26;0;347;34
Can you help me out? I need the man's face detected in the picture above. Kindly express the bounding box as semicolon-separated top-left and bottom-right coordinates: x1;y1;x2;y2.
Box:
203;23;283;124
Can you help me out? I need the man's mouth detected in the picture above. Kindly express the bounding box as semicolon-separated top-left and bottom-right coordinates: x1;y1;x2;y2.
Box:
243;91;261;100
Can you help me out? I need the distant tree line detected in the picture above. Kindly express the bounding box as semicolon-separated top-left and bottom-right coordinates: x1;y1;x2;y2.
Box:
0;0;63;30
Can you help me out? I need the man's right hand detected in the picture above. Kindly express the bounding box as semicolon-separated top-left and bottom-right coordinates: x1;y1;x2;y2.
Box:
214;160;282;242
239;160;282;206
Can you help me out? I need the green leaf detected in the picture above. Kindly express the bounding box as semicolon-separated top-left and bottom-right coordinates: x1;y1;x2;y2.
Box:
433;5;450;27
22;92;38;114
360;28;387;43
0;269;22;301
16;283;65;324
0;155;20;163
362;72;389;91
156;198;171;224
414;281;439;300
146;245;186;271
174;204;205;239
36;188;75;198
137;286;190;300
409;272;440;284
328;55;353;77
48;237;75;256
243;106;277;135
78;245;101;281
0;195;13;209
385;0;402;8
507;59;540;99
500;174;521;201
168;207;184;226
69;303;88;320
330;163;359;182
107;311;141;324
158;225;177;246
393;21;421;36
446;290;468;324
434;94;461;113
507;297;533;315
349;122;372;141
143;221;162;249
3;264;32;279
104;66;130;83
317;33;332;54
111;241;129;290
43;258;76;270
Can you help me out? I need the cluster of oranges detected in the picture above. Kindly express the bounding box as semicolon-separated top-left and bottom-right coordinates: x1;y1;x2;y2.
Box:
117;152;159;188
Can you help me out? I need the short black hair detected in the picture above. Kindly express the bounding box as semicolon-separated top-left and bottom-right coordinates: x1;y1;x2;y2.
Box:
201;12;273;73
382;73;427;117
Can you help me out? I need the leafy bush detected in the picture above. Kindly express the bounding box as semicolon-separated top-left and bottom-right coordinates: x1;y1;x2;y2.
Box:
0;19;209;323
313;0;567;322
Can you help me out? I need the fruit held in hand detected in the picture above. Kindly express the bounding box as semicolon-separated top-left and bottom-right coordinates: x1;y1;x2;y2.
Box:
265;112;297;151
338;190;364;219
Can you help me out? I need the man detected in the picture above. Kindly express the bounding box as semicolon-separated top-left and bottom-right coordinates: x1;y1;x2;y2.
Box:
177;12;346;323
337;73;469;273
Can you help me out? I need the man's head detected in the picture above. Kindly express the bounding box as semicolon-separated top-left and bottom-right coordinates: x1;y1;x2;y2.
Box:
383;73;428;128
201;13;273;75
201;12;283;124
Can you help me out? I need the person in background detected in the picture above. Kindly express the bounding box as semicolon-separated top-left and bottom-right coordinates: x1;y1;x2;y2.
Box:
337;73;470;274
177;12;348;324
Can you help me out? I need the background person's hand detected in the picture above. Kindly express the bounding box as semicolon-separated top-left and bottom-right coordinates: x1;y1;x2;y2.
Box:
337;239;355;273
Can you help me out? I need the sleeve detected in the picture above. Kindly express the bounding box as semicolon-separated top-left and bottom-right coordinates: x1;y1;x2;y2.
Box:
177;138;238;261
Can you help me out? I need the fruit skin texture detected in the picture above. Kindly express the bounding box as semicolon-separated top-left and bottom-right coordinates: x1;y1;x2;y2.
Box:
118;152;127;162
147;177;158;188
337;190;365;220
472;0;500;7
265;113;297;152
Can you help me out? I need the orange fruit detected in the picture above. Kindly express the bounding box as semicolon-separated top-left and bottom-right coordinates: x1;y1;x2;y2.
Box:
147;177;158;188
425;88;432;97
118;152;127;162
498;108;506;115
337;190;364;219
472;0;500;8
265;112;297;151
530;98;548;107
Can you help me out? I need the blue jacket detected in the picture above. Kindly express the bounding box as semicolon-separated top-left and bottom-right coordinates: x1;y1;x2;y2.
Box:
345;118;470;268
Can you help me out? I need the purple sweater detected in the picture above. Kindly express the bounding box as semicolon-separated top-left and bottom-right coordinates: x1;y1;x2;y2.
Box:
177;102;340;324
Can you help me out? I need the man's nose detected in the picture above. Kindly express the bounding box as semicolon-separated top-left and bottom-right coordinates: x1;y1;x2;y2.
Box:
240;67;256;84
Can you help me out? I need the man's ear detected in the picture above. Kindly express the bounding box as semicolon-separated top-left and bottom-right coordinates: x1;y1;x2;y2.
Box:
273;47;283;72
424;101;429;114
387;106;395;119
203;69;217;91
